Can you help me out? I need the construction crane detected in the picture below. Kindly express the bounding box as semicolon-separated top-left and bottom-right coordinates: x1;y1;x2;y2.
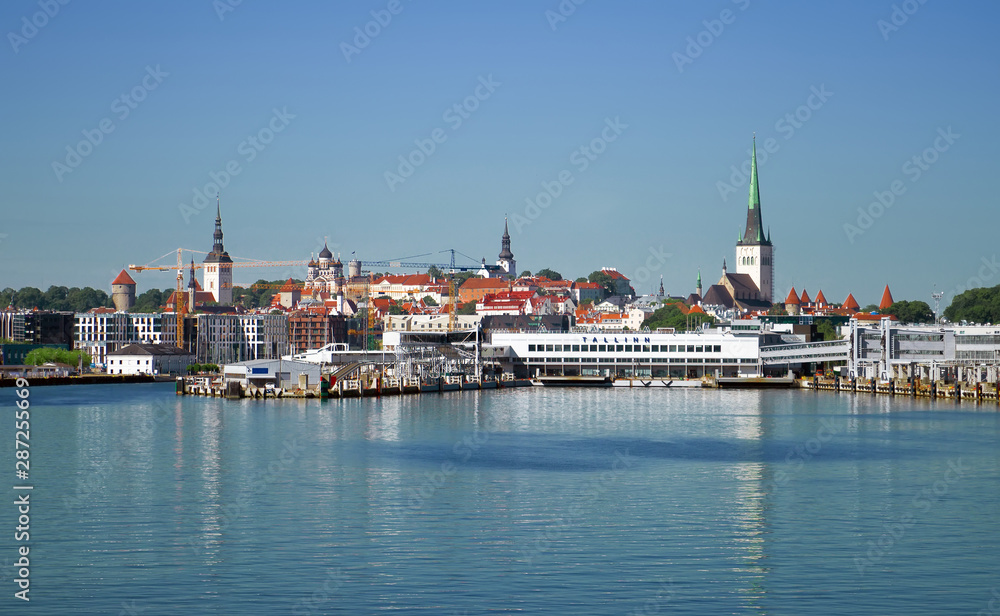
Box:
361;249;502;332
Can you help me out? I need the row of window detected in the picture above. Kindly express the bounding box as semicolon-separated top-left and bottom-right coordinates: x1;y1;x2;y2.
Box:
528;343;724;353
522;357;758;364
956;335;1000;344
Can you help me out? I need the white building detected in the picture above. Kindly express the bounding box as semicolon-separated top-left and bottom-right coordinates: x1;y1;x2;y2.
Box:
384;314;484;332
489;329;762;379
75;311;169;367
105;343;194;376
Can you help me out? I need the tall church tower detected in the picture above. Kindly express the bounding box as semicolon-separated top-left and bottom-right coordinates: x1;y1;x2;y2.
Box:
496;217;517;279
203;196;234;304
735;138;774;302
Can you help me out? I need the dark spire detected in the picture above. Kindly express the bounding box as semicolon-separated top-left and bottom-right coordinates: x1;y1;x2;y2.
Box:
498;216;514;260
188;259;196;289
319;241;333;259
740;136;771;246
212;195;224;253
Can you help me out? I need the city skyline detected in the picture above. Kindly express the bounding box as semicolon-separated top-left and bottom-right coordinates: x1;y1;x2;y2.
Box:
2;1;998;308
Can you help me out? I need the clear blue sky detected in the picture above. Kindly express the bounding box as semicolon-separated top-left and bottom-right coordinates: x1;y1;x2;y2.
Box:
2;0;997;309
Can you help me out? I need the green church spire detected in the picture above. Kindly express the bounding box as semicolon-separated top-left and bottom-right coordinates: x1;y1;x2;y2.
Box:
740;135;770;246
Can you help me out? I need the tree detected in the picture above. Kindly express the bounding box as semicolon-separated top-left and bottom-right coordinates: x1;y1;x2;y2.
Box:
944;284;1000;324
133;288;169;313
883;300;934;324
422;296;438;306
536;268;562;281
24;347;91;367
587;271;616;297
13;287;43;309
768;303;786;315
641;303;714;332
575;277;587;283
457;302;477;315
520;270;532;278
427;265;443;280
860;304;880;313
815;319;839;341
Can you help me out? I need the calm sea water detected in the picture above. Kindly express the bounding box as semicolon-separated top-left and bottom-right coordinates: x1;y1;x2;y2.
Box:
1;382;999;615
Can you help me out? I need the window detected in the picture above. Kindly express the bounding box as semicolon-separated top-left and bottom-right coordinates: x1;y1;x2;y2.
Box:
555;345;562;352
625;345;632;352
616;345;624;352
599;345;606;352
572;345;580;352
529;344;536;352
695;346;703;353
545;345;553;352
590;345;597;352
669;345;677;352
686;345;694;352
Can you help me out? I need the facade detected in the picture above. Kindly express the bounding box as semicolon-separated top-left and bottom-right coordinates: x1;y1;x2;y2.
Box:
384;314;484;332
75;311;168;367
458;277;510;304
288;311;347;354
202;199;234;305
1;311;75;346
111;269;137;311
304;242;345;295
848;319;1000;382
489;330;762;379
223;358;321;389
477;291;551;316
193;313;289;365
734;138;774;303
105;343;194;376
370;274;446;302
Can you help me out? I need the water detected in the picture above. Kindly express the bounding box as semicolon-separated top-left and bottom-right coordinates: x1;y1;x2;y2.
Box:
1;383;999;615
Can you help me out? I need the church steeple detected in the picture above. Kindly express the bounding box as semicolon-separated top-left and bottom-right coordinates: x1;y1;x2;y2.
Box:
498;217;513;260
212;195;225;254
740;137;770;246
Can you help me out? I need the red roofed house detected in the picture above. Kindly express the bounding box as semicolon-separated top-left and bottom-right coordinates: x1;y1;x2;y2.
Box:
814;290;827;308
799;289;812;306
843;293;860;312
879;285;894;311
600;268;635;297
572;281;605;304
458;277;510;304
370;273;442;302
477;291;551;316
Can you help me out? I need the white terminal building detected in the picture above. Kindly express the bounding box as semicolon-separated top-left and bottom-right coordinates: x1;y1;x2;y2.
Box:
488;328;764;379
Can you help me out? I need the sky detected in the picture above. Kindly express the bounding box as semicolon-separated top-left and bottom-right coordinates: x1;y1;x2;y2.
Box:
1;0;998;310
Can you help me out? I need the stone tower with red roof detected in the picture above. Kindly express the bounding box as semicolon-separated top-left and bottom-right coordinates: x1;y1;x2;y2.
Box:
111;269;136;312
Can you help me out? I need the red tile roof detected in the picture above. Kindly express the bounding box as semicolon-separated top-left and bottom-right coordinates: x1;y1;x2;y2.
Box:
460;278;509;290
785;287;800;305
815;290;827;305
879;285;894;310
601;268;630;281
843;293;860;311
112;269;136;285
799;289;812;304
